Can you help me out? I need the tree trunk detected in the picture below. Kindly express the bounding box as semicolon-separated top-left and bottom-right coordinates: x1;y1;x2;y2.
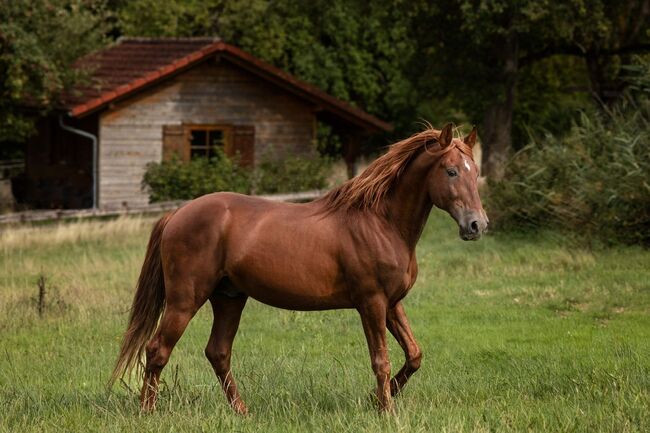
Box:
481;82;515;180
481;36;518;180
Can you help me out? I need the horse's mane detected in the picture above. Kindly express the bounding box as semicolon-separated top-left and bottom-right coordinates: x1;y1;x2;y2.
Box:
319;127;474;214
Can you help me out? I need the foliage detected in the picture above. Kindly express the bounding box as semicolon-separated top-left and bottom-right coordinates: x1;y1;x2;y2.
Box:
513;56;594;150
1;214;650;431
566;1;650;105
253;154;332;194
487;95;650;246
411;0;649;177
142;149;332;202
0;0;109;144
414;1;586;114
141;149;251;202
623;54;650;96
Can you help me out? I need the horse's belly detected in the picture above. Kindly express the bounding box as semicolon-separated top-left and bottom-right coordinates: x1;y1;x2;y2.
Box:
228;265;352;311
225;237;352;310
243;284;353;311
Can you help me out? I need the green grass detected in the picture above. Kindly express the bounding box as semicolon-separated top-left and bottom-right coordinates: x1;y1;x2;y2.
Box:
1;211;649;432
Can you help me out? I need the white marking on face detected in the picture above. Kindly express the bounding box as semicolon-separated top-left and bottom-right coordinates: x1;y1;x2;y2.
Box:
463;156;471;172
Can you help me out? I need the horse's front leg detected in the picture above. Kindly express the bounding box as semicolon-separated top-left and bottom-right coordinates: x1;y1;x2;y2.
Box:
358;295;393;413
386;302;422;397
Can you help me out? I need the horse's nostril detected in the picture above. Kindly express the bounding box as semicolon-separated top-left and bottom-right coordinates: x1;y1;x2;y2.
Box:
470;220;479;233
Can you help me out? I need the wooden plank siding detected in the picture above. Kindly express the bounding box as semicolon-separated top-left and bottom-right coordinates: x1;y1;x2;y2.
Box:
98;59;317;208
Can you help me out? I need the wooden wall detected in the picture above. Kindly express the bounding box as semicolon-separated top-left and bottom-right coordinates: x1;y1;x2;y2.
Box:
99;59;317;208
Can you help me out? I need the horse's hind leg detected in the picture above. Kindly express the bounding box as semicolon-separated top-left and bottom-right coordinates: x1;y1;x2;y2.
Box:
141;272;215;411
205;293;248;415
140;302;196;411
386;302;422;397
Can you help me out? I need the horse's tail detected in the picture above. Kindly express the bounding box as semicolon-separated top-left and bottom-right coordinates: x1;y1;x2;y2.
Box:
109;212;174;387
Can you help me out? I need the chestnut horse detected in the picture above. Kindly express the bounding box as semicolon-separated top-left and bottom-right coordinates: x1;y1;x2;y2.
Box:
110;123;488;413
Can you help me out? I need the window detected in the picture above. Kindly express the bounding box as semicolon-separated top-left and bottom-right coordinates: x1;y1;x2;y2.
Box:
163;124;254;165
185;126;231;160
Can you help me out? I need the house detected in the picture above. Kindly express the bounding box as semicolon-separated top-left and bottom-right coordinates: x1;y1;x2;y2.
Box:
15;38;391;209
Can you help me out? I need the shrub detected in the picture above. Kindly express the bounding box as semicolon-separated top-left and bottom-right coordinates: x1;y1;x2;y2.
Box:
253;154;332;194
142;148;332;202
487;97;650;246
142;148;252;202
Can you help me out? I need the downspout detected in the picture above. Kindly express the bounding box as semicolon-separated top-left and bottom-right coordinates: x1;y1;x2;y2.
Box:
59;114;98;209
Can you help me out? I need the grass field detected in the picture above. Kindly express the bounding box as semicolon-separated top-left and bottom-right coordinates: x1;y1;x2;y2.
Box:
1;211;649;432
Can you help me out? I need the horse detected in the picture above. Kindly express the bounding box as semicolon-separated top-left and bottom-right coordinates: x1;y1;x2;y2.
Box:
110;123;488;414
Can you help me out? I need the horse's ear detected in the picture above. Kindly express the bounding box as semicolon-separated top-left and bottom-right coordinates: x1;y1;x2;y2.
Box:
439;123;454;148
464;126;477;148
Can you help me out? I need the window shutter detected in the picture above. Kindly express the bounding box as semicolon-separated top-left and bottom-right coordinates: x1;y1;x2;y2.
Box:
162;124;185;161
231;125;255;167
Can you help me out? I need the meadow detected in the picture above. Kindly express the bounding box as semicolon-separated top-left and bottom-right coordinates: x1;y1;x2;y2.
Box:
0;211;649;432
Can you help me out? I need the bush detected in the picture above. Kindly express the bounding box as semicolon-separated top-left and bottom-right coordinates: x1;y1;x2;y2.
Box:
253;154;332;194
487;97;650;246
142;148;252;202
142;148;332;202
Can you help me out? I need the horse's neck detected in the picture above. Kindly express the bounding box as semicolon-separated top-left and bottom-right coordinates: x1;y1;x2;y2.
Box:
384;151;434;251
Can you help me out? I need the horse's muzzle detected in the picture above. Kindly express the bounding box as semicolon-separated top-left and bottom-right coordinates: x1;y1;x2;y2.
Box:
458;211;488;241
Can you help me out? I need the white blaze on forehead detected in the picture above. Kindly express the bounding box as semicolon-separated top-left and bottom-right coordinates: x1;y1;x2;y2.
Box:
462;156;471;172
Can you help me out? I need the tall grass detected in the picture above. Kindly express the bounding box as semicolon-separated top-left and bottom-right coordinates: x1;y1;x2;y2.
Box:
0;216;157;329
0;215;153;251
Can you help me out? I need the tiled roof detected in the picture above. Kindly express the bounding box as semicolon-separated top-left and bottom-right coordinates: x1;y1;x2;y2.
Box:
62;38;392;132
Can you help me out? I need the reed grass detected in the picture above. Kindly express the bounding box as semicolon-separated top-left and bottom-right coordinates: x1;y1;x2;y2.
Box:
487;96;650;246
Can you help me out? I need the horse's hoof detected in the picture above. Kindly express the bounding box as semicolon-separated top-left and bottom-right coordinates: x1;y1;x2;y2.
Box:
378;403;395;415
139;404;155;414
231;400;248;416
139;398;156;414
368;389;395;414
390;382;402;397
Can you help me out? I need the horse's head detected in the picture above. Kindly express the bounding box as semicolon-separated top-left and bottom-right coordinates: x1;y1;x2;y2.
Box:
426;124;488;241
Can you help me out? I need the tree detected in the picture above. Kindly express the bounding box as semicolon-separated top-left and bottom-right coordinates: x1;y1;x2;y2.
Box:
0;0;109;147
521;0;650;106
415;0;649;179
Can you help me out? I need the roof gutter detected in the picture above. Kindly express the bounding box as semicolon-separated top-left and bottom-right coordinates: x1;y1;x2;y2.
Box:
58;114;98;209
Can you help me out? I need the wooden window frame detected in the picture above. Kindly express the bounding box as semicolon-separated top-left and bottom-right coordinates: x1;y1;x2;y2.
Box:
183;124;233;161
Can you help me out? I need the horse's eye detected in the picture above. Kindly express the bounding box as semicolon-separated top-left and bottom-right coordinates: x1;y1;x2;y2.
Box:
447;168;458;177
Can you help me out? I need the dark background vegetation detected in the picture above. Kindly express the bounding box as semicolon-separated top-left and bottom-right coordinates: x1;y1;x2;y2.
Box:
1;0;649;244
